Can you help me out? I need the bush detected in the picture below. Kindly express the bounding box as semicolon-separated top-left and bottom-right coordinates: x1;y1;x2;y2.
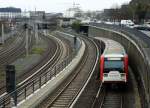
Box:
71;21;82;33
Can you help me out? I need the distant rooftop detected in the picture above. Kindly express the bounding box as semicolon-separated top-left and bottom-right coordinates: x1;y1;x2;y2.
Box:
0;7;21;13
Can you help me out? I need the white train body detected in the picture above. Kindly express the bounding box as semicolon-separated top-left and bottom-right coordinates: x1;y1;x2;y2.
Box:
95;37;128;83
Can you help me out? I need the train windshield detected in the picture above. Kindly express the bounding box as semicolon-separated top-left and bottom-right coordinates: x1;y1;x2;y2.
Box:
104;60;124;72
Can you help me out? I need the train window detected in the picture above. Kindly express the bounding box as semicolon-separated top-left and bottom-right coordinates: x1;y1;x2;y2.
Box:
104;60;124;73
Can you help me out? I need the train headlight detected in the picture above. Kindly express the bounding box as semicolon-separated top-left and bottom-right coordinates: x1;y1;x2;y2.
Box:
121;74;125;77
104;74;108;77
120;74;126;80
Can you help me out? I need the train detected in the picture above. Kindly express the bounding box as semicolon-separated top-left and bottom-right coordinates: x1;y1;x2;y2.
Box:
95;37;128;83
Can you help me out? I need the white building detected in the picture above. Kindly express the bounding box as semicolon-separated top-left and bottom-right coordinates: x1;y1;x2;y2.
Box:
0;7;21;19
59;17;76;27
21;11;30;18
64;3;82;18
29;11;45;20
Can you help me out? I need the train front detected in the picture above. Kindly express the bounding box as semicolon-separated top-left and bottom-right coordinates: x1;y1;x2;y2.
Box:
100;54;128;83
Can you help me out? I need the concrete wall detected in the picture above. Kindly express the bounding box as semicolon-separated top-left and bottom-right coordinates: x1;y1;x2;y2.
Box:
88;26;150;108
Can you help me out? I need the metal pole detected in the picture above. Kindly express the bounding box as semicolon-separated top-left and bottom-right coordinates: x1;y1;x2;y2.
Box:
45;73;47;84
25;29;29;56
24;87;26;99
44;30;47;36
32;81;35;93
2;23;4;44
39;77;41;88
35;24;38;44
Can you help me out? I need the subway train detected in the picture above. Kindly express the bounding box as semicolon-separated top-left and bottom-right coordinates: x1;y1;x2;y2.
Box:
95;37;128;83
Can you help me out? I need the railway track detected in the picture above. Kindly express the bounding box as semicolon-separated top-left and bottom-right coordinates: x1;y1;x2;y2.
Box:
17;34;59;84
0;31;35;94
91;84;123;108
0;31;25;66
0;31;28;94
37;35;98;108
100;89;123;108
0;30;72;95
17;33;71;87
54;33;73;57
0;30;35;71
0;32;61;93
0;33;20;52
0;32;74;107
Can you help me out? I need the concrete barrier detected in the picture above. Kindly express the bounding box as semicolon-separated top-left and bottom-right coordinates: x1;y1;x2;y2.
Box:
17;40;86;108
88;25;150;108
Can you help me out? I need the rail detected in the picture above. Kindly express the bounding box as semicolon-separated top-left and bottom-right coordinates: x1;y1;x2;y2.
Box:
0;32;81;107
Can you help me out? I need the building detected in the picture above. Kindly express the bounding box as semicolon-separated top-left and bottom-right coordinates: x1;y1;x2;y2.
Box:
21;11;30;18
29;11;45;20
64;7;83;18
58;17;76;27
0;7;21;19
45;13;62;20
45;13;63;26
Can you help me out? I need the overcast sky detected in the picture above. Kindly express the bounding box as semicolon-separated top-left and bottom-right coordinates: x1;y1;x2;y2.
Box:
0;0;131;13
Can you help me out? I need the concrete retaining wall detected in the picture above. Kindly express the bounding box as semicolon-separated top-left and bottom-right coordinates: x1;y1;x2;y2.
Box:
88;26;150;108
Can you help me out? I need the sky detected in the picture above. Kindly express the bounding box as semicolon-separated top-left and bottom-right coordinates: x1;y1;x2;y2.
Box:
0;0;131;13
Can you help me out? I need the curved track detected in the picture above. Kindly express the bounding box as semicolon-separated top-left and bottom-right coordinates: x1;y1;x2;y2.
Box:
37;36;98;108
17;34;60;85
0;31;25;67
0;32;74;107
0;30;35;69
17;33;72;88
0;30;35;95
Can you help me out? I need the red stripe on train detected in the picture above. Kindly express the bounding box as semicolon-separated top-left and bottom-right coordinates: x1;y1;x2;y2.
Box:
124;55;128;82
100;56;104;81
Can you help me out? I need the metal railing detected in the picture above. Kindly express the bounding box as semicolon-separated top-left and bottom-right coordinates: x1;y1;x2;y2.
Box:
0;33;81;107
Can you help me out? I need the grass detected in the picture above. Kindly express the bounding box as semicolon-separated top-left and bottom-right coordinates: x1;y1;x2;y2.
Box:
0;70;5;82
31;47;45;55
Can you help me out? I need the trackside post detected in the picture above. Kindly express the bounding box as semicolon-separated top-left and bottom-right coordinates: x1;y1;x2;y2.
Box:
5;65;17;106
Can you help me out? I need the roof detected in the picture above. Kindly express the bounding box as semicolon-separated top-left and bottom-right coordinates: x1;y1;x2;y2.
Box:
0;7;21;13
95;37;126;57
59;17;75;20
